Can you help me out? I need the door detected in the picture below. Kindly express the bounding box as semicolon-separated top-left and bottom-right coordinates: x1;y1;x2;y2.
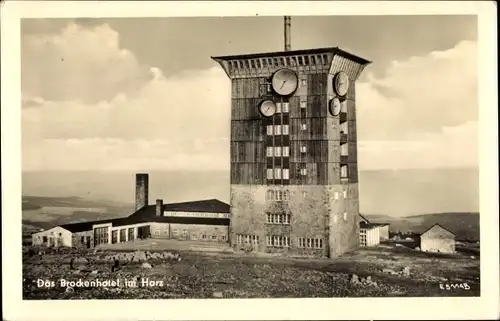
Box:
86;236;91;248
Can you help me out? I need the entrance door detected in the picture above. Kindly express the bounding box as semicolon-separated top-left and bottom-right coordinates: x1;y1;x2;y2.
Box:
86;236;91;248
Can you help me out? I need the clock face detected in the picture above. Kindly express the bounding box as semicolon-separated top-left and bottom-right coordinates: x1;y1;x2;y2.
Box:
333;71;349;97
329;98;341;116
272;68;298;96
259;100;277;117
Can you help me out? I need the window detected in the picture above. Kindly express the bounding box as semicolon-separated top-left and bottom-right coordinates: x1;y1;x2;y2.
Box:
282;125;289;135
311;55;316;64
283;146;290;157
300;145;307;153
341;165;348;178
297;237;324;249
343;212;348;221
300;168;307;176
333;215;338;223
267;235;290;247
274;147;281;157
304;56;310;65
300;101;307;109
282;102;289;113
236;234;259;245
302;191;307;198
267;189;290;201
212;235;217;240
334;191;339;200
341;143;348;156
283;169;289;180
262;59;267;67
250;60;255;68
221;235;227;241
285;57;290;65
274;168;282;179
80;236;85;243
128;228;134;241
301;123;307;130
276;103;282;113
322;54;328;64
111;230;118;244
266;125;273;135
245;60;250;69
266;147;273;157
120;229;127;242
274;125;282;135
343;190;348;198
267;213;290;225
298;56;304;65
301;79;307;86
267;169;274;179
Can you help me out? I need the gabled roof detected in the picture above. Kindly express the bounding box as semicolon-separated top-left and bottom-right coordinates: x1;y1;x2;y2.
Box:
212;47;371;65
163;199;230;213
358;213;370;223
59;219;115;233
420;223;455;237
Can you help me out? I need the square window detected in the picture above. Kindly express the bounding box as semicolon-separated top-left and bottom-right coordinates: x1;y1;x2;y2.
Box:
300;145;307;153
266;147;273;157
282;102;290;113
275;125;282;135
300;168;307;176
267;169;274;179
274;147;281;157
301;123;307;130
282;125;289;135
283;147;290;157
274;168;282;179
283;169;289;180
266;125;273;135
276;103;282;113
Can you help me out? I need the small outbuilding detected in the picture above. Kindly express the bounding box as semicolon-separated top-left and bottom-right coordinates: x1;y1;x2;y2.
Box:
419;223;456;254
358;214;390;247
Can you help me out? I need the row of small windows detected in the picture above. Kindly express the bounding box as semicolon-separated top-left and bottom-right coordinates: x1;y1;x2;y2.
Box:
236;234;260;245
236;235;325;249
267;235;290;247
266;190;290;201
266;144;348;157
229;54;329;71
266;168;290;180
266;213;291;225
266;125;289;136
266;146;290;157
297;238;324;249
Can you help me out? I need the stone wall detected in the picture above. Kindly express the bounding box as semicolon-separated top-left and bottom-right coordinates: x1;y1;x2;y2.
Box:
230;184;359;258
72;230;94;248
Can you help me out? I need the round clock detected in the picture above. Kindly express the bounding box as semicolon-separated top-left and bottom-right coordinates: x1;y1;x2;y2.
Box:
272;68;298;96
329;98;341;116
333;71;349;97
259;100;277;117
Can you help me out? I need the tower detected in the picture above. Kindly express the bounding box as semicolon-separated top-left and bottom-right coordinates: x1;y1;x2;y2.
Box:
135;173;149;211
212;17;370;258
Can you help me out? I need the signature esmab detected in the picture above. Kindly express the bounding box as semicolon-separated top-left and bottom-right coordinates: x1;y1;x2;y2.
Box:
439;282;471;290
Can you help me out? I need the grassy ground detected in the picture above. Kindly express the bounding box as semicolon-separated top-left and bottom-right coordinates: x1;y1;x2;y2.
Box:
22;241;480;299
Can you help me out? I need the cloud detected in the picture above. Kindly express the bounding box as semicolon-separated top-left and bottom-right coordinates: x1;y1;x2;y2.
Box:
21;23;477;171
356;40;477;141
22;23;152;103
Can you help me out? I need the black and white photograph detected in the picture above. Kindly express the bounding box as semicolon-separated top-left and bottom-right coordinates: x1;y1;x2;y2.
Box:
2;1;498;320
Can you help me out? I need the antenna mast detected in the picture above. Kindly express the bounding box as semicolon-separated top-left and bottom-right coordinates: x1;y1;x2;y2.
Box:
284;16;291;51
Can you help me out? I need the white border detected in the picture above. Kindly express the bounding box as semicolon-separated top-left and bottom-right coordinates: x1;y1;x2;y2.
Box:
1;1;498;320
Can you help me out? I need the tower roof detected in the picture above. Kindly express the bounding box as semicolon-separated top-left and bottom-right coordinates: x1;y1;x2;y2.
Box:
212;46;371;65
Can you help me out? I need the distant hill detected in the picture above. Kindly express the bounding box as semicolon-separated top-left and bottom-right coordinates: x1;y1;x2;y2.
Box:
364;212;479;241
22;195;135;230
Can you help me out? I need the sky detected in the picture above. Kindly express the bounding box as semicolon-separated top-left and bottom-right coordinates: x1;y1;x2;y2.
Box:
21;15;478;172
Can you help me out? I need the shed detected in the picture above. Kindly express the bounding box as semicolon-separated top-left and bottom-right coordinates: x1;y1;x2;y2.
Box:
420;223;456;254
31;226;73;247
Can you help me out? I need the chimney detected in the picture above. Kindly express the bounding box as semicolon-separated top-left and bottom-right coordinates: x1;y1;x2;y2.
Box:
156;199;163;217
284;16;291;51
135;173;149;211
